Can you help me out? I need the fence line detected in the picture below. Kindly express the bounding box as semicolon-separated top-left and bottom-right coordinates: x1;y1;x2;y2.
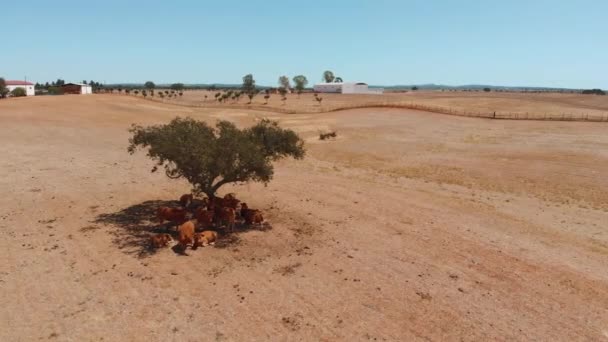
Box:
122;94;608;122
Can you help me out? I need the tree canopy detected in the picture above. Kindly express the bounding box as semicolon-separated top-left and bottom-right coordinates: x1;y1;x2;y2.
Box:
10;87;27;97
144;81;156;89
242;74;256;94
128;117;305;197
292;75;308;96
170;83;185;91
323;70;335;83
0;78;8;98
278;76;290;90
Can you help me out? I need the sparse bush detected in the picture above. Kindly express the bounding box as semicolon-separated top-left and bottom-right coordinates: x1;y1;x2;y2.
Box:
128;117;305;198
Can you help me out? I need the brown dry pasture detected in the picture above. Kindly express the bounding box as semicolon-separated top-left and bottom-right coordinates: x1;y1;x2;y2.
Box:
1;94;608;341
153;89;608;120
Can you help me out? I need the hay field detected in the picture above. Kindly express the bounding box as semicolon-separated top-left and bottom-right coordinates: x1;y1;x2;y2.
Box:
148;89;608;120
1;95;608;341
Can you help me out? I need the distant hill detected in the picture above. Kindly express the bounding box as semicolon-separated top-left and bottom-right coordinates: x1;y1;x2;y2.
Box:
378;84;587;92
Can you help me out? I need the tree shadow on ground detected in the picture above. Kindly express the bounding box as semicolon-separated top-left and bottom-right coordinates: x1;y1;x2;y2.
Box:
94;199;272;259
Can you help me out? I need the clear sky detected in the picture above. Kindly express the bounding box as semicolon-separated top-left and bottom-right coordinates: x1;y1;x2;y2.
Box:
3;0;607;88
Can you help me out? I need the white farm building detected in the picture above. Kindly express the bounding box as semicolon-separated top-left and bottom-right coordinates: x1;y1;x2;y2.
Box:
313;82;383;94
5;80;35;96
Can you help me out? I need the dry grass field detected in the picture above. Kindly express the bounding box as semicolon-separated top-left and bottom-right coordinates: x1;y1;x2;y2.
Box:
1;94;608;341
149;90;608;120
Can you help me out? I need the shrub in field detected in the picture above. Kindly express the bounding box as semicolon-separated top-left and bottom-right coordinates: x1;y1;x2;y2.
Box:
128;117;305;198
10;87;27;97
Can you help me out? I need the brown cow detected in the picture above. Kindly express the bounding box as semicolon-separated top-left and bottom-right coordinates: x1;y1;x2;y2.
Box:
177;220;196;251
149;233;173;248
194;207;214;229
222;193;240;209
157;207;188;226
179;194;193;208
240;203;264;225
218;207;236;232
193;230;218;249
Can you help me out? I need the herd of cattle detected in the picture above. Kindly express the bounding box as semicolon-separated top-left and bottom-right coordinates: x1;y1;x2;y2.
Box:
149;193;264;252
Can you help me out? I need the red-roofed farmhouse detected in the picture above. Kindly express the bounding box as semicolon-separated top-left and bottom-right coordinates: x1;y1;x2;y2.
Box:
5;80;36;96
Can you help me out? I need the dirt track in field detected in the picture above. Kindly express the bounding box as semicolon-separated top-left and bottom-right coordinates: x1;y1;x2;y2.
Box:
1;95;607;341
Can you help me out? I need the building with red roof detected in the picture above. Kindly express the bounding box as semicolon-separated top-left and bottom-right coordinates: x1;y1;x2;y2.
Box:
5;80;36;96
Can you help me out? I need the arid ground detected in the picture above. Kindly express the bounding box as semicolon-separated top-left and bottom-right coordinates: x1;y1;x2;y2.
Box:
1;95;607;341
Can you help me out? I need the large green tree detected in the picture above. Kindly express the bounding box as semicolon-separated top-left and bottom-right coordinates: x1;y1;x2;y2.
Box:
144;81;156;90
323;70;335;83
128;117;305;198
292;75;308;97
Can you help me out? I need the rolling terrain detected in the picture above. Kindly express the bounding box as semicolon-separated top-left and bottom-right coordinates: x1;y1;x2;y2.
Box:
1;95;607;341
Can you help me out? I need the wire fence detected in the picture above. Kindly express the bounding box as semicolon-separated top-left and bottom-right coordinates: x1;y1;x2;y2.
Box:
125;94;608;122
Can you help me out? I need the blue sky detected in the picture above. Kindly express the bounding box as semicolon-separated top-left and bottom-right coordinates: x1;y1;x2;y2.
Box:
3;0;607;88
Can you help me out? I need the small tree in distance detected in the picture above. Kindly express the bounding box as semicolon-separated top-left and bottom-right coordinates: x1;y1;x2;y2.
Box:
145;81;156;90
242;74;256;94
323;70;335;83
128;117;305;198
292;75;308;98
278;76;290;90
